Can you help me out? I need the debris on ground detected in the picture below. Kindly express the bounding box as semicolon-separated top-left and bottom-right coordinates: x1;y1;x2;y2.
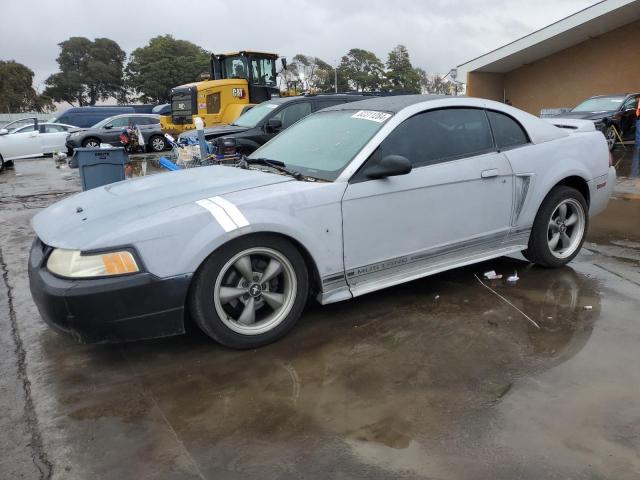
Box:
474;274;540;329
484;270;503;280
583;305;593;310
507;271;519;283
434;295;440;300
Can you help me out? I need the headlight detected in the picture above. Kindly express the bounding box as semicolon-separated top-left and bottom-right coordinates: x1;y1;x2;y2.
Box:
47;249;139;278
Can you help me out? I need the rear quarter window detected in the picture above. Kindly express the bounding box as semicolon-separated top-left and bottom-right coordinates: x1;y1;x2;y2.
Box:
486;110;529;150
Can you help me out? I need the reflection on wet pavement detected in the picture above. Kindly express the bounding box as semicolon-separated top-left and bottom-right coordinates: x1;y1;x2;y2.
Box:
1;157;639;479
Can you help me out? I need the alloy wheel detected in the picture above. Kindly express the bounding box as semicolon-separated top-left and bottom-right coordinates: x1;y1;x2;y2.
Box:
213;247;297;335
151;137;165;151
606;127;616;150
547;198;585;259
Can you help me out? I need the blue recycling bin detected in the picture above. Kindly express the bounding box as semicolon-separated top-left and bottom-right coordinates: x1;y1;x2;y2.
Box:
71;148;129;190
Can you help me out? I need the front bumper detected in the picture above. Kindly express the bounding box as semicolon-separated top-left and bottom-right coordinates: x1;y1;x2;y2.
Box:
28;238;192;343
65;138;80;155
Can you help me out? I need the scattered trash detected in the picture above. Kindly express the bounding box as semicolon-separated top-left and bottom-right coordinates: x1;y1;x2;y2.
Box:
474;274;540;329
547;316;553;320
434;295;440;300
583;305;593;310
507;271;519;283
484;270;502;280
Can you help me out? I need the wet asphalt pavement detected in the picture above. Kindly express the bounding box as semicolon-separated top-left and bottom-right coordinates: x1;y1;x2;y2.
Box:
1;153;639;479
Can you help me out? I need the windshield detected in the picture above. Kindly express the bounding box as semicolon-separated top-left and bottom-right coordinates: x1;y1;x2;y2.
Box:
572;96;625;112
232;102;279;128
248;110;392;181
91;117;115;128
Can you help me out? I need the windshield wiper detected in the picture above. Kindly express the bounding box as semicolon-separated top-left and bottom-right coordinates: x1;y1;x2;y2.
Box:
243;157;305;181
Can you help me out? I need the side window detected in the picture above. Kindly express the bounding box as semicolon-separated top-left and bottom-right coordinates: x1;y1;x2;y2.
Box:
372;108;494;168
44;124;67;133
271;102;312;129
109;117;130;128
56;116;70;124
315;99;346;110
622;96;639;111
206;93;221;114
486;111;529;150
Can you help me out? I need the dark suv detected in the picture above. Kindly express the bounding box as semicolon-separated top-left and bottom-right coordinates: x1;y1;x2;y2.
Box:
178;94;369;155
65;114;168;154
553;93;639;150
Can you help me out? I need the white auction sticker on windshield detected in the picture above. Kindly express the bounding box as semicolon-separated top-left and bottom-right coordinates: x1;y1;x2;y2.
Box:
351;110;392;123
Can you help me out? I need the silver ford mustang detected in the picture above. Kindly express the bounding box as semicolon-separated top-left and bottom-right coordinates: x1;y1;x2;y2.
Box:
29;95;615;348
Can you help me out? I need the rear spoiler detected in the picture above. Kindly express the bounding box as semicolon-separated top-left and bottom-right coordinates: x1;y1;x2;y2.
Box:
543;118;596;133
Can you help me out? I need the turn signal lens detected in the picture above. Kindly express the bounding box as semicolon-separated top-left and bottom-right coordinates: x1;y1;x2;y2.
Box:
47;249;139;278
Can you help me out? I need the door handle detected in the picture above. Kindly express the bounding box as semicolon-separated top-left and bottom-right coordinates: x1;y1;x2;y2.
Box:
481;169;499;179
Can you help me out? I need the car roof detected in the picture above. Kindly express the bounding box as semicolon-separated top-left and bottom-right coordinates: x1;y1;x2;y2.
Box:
263;94;370;106
107;113;160;119
322;94;448;113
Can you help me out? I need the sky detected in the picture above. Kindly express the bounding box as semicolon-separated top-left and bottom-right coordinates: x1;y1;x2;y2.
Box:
0;0;601;91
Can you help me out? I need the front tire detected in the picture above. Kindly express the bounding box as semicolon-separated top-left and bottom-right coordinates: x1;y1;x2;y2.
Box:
189;235;309;349
524;186;588;268
605;126;616;151
82;138;100;148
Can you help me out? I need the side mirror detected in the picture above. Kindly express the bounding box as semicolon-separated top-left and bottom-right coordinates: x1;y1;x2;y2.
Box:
104;124;113;130
364;155;412;179
266;119;282;132
0;128;8;136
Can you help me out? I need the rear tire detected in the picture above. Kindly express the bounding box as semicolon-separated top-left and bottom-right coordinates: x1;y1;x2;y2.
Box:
189;234;309;349
148;135;167;152
523;186;588;268
0;154;4;173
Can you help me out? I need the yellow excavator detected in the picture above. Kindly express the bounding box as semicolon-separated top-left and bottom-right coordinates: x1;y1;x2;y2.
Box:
160;51;286;135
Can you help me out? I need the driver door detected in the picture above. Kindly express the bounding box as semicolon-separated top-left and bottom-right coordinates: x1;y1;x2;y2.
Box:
341;108;514;295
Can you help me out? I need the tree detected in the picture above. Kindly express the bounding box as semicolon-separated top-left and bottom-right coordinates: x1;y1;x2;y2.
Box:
125;35;210;103
290;54;334;92
338;49;385;92
427;75;455;95
0;60;53;112
44;37;126;106
385;45;421;93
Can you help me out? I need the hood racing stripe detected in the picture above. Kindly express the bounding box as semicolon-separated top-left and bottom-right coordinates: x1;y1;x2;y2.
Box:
195;199;237;232
209;196;249;228
196;197;250;232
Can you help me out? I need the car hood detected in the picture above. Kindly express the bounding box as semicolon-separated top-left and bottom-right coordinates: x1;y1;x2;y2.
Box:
552;110;616;121
32;166;293;250
180;124;250;140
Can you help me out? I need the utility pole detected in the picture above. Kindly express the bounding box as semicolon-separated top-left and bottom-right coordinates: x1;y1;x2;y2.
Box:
334;66;338;93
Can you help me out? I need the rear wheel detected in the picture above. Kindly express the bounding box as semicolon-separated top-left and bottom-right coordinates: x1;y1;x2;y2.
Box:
523;186;588;268
0;154;4;173
82;138;100;148
148;135;167;152
189;235;309;349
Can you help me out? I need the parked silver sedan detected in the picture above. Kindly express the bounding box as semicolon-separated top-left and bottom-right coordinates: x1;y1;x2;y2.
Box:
29;95;615;348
